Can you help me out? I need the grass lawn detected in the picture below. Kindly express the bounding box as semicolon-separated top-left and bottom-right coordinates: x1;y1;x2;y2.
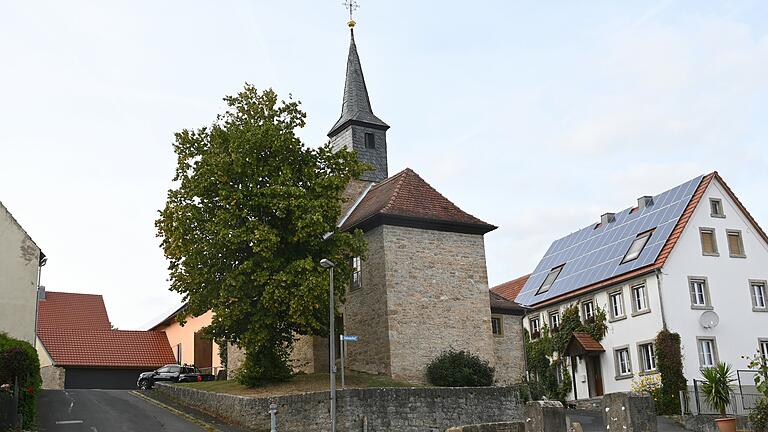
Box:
176;371;419;397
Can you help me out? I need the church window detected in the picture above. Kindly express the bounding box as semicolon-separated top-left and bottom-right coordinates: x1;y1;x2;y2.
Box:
364;132;376;149
537;265;563;295
351;256;362;290
491;315;503;336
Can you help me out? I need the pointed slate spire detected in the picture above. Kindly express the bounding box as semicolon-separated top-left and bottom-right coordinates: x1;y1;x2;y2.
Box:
328;29;389;137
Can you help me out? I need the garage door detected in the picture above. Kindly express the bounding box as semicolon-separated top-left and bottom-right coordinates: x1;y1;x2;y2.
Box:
64;368;150;389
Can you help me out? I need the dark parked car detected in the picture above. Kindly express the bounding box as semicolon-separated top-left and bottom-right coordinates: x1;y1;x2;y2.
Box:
136;364;195;389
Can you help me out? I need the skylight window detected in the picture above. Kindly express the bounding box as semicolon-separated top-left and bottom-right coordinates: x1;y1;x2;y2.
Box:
621;230;654;264
536;265;564;295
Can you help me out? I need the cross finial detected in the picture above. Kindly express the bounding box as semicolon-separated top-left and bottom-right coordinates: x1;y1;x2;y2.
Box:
342;0;359;28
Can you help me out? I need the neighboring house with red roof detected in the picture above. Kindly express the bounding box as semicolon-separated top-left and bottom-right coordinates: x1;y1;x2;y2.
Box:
36;291;176;389
494;172;768;401
0;201;45;344
225;27;527;385
148;306;223;376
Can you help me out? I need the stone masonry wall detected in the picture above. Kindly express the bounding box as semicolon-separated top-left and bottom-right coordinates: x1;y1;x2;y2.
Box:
155;383;523;432
493;314;526;385
40;365;65;389
383;225;495;383
344;225;391;375
226;342;246;380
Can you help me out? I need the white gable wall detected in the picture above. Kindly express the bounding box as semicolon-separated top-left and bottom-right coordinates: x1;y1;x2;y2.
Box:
661;178;768;382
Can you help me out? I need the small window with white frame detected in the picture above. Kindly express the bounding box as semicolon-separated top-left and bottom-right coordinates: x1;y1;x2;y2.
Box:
582;300;595;321
631;283;650;315
689;277;712;309
759;339;768;361
698;337;718;368
609;291;625;320
549;310;560;330
621;230;654;264
726;230;746;258
751;281;767;311
638;342;656;373
700;228;719;256
537;265;564;295
491;315;503;336
351;256;362;290
529;316;541;338
614;346;633;378
709;198;725;218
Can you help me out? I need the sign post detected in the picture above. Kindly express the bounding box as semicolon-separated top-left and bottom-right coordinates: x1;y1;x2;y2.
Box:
339;335;359;388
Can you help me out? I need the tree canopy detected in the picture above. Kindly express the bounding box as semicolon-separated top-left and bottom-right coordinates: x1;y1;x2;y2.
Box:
156;85;367;385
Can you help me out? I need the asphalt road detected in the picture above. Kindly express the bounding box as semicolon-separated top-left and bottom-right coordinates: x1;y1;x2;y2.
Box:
568;409;686;432
38;389;207;432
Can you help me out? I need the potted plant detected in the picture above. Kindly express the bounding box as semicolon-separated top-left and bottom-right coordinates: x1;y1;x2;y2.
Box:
700;362;737;432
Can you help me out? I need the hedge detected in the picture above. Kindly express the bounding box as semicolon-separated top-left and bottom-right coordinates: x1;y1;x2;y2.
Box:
0;332;41;428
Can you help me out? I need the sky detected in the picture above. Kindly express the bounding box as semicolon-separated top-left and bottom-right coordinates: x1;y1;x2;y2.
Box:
2;1;767;330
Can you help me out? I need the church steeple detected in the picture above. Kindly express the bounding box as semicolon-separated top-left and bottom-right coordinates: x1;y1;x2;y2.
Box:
329;26;389;183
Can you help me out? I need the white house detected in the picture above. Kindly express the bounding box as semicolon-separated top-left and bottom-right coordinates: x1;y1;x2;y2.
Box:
493;172;768;400
0;201;45;344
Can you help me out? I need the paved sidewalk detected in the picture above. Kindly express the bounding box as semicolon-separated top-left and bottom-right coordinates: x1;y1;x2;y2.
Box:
568;409;687;432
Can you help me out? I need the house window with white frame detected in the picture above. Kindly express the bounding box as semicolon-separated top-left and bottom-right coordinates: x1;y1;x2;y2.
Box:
700;228;719;256
638;342;656;373
751;281;767;311
615;347;632;378
351;256;362;290
621;230;654;264
529;316;541;338
582;300;595;321
609;291;625;320
760;339;768;361
631;283;649;314
549;311;560;330
698;338;718;368
727;230;746;258
689;277;712;309
710;198;725;218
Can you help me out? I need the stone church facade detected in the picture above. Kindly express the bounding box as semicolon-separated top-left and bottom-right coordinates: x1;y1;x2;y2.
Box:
229;25;526;385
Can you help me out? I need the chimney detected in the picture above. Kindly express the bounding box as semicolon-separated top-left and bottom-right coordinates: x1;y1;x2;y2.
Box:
600;213;616;225
638;196;654;210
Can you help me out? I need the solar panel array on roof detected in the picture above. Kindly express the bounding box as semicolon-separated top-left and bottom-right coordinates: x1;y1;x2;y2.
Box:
515;174;704;307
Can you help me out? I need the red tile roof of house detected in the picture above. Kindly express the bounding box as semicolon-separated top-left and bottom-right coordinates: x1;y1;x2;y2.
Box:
491;274;530;302
38;291;112;331
37;329;176;368
489;291;525;315
340;168;497;234
567;332;605;354
37;291;176;368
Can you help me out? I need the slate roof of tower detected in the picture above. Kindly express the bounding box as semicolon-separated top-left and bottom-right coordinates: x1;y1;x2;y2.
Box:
340;168;496;234
515;172;716;308
328;29;389;137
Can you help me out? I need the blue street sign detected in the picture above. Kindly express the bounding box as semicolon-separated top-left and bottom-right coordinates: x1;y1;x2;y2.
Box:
340;335;359;342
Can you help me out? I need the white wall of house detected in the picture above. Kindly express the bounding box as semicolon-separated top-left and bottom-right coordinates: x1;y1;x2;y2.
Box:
524;273;665;399
0;202;41;343
661;179;768;383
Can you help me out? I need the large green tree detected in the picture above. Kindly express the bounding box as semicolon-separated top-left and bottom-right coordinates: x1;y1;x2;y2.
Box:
156;85;367;385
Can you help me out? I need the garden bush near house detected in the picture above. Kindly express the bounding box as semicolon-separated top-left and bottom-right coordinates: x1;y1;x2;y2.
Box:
426;349;494;387
631;373;663;407
0;332;41;428
751;397;768;432
655;330;687;414
745;352;768;431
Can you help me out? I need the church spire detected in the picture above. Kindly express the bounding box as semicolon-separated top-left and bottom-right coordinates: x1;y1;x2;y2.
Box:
328;14;389;183
328;28;389;137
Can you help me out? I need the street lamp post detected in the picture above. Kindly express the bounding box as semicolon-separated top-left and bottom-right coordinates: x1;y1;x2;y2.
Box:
320;259;336;432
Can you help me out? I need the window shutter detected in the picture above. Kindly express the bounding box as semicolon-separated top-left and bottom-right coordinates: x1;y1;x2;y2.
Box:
728;233;741;255
702;231;715;253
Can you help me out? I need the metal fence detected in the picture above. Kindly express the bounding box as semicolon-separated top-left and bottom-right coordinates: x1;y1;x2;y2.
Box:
0;379;19;431
680;376;762;416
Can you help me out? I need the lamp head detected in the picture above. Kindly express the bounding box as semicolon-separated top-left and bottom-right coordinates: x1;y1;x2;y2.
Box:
320;259;335;269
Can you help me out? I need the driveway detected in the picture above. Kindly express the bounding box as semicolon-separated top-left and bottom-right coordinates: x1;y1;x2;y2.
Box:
38;389;207;432
568;409;686;432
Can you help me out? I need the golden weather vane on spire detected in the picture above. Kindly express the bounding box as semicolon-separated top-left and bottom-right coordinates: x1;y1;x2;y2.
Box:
342;0;359;28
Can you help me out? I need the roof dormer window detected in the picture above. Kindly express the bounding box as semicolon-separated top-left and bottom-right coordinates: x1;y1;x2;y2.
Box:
621;230;654;264
536;265;564;295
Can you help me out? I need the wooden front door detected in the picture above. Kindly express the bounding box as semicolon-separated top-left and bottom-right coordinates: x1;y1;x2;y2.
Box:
585;355;604;397
194;331;213;369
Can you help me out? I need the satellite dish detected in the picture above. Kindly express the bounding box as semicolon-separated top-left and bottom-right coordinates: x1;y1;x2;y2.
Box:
699;311;720;329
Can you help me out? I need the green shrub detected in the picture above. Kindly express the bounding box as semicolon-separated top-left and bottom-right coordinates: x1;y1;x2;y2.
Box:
655;330;687;414
426;349;494;387
236;344;292;387
0;332;41;428
750;397;768;432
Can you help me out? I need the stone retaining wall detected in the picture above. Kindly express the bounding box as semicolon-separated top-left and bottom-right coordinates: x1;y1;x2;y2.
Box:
445;422;524;432
40;365;65;390
155;383;523;432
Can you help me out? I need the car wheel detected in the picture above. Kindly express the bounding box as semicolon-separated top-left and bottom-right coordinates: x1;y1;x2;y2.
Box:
138;379;151;390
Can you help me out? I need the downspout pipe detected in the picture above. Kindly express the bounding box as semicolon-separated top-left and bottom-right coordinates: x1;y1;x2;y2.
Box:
655;269;668;330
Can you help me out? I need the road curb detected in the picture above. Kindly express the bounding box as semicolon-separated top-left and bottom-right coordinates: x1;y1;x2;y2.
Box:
130;390;220;432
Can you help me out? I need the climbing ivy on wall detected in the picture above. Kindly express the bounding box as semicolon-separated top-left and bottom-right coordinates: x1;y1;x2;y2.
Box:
654;329;687;414
524;303;607;401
